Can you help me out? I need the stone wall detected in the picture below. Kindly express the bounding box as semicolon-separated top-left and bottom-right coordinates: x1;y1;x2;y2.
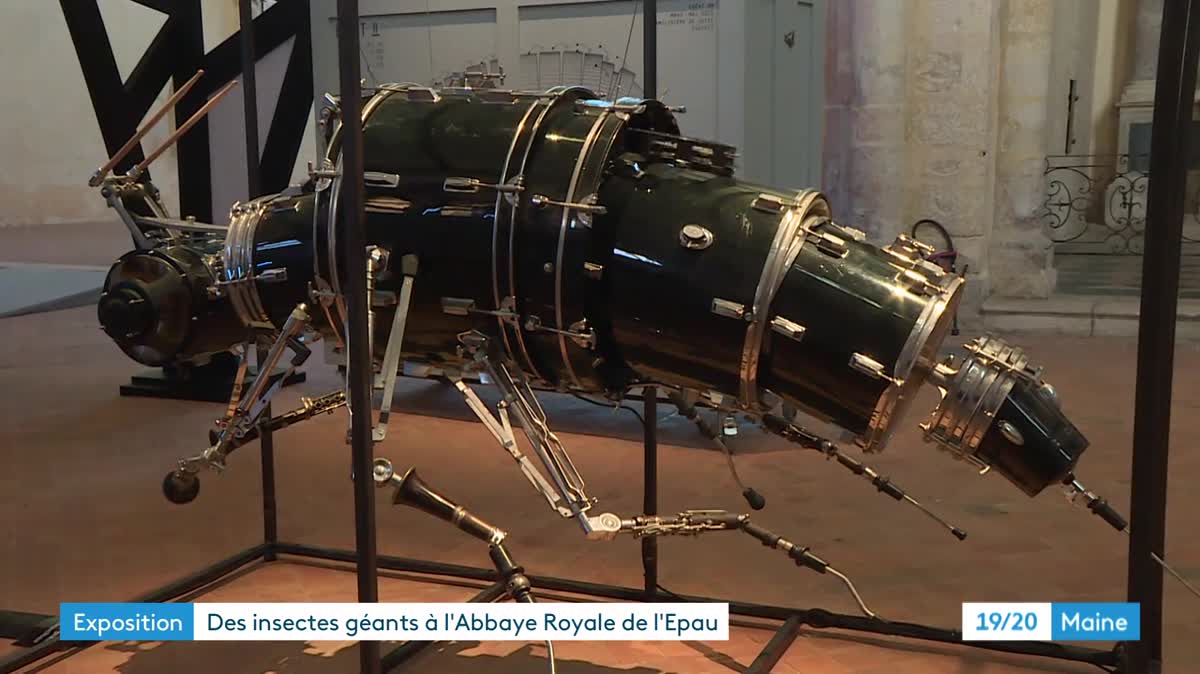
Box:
823;0;1082;315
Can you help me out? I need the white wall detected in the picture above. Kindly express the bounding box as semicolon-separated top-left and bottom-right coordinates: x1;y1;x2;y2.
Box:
0;0;309;228
307;0;821;184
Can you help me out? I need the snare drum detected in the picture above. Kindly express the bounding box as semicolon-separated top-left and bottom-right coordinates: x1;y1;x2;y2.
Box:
223;189;321;331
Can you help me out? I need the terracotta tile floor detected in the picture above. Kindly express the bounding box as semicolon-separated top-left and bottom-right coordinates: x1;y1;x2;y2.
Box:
0;303;1198;672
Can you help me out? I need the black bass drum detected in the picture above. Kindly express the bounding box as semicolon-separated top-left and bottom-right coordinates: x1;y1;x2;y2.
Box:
314;85;678;389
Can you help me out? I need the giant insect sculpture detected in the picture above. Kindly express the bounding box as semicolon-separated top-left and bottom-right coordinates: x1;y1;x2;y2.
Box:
90;79;1148;618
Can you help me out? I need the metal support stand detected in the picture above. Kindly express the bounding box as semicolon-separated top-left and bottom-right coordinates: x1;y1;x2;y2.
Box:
642;387;658;602
258;344;279;562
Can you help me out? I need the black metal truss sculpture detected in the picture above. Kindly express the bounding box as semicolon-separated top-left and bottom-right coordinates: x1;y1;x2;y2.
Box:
59;0;313;222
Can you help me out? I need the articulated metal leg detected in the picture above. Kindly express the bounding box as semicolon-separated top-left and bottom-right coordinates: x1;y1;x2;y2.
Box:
162;304;313;504
373;255;418;442
452;340;621;539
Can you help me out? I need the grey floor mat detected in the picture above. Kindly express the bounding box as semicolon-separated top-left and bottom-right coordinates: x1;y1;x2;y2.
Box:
0;264;107;318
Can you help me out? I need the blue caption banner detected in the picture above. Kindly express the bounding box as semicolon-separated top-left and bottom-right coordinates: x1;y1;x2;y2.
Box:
1051;603;1140;641
60;603;194;641
59;602;729;641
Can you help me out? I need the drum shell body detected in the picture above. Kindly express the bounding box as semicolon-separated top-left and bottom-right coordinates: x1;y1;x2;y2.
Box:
599;165;789;396
321;87;620;381
765;239;938;435
976;377;1088;496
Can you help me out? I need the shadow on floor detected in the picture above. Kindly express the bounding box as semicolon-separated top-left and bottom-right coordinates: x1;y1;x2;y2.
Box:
34;640;670;674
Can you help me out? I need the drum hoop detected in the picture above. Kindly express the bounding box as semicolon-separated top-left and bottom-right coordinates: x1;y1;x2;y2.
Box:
222;196;273;328
324;89;398;334
506;86;596;380
857;274;964;452
492;97;543;366
960;341;1027;451
554;110;611;390
739;190;831;409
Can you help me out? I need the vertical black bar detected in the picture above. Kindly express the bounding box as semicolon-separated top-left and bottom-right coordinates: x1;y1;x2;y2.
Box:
239;0;261;198
643;0;657;99
641;0;658;602
642;386;658;601
258;345;278;560
1127;1;1200;672
746;616;803;674
172;1;213;221
336;1;381;673
242;4;273;560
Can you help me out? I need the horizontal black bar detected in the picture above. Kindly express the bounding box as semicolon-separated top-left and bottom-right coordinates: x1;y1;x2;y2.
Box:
134;543;270;603
0;609;55;644
746;615;802;674
273;543;1119;668
0;631;63;674
380;582;507;672
0;544;269;674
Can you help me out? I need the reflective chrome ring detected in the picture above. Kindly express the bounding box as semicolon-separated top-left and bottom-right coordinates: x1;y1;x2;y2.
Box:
506;86;595;381
322;88;398;333
222;197;273;328
554;110;610;390
492;97;542;364
739;190;831;410
857;273;963;453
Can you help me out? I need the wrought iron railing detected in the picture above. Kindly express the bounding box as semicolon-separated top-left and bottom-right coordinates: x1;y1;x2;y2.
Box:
1042;154;1200;253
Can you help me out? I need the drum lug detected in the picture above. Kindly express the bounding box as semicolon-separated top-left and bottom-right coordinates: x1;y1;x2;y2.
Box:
849;352;895;383
307;160;338;191
711;298;748;321
309;278;338;308
895;268;943;297
256;268;288;284
583;261;604;279
806;225;850;259
441;296;519;322
365;171;401;188
530;193;607;227
770;316;806;342
751;194;788;214
522;315;596;349
444;175;525;199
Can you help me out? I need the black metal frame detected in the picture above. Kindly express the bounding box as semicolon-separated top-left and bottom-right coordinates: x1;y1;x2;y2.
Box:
2;2;1190;674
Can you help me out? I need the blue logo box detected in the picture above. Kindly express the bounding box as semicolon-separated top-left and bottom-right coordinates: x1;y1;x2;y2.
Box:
60;603;193;641
1051;603;1140;641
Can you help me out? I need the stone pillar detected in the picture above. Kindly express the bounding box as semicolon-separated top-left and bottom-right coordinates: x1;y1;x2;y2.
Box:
822;0;911;240
1132;0;1164;81
987;0;1057;298
903;0;1002;308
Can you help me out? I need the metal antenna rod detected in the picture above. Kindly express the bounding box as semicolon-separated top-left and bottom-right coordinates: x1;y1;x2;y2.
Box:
126;79;239;181
89;69;205;186
1067;478;1200;600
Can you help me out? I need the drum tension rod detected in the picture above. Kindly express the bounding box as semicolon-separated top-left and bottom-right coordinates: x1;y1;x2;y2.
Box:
763;414;968;541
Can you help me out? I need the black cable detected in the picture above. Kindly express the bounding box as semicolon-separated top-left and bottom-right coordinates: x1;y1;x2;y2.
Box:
655;583;685;601
571;393;646;427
